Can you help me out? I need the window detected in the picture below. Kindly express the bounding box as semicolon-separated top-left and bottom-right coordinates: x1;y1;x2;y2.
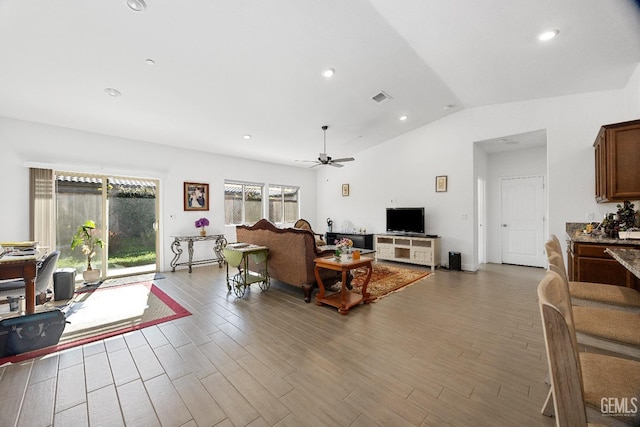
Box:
268;185;299;224
224;181;263;225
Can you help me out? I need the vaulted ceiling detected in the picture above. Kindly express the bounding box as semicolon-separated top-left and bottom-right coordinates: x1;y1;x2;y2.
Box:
1;0;639;166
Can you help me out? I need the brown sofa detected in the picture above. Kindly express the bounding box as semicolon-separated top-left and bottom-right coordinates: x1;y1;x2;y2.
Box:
235;219;335;302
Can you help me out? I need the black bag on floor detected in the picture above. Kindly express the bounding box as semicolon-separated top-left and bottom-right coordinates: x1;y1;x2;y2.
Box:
0;309;67;357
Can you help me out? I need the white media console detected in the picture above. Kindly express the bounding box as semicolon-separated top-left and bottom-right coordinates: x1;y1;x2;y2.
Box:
374;234;441;270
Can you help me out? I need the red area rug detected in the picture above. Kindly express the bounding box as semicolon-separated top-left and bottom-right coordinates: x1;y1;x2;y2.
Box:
350;264;432;301
1;281;190;364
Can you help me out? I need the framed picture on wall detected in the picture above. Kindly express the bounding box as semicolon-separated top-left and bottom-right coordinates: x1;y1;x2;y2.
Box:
436;175;448;192
342;183;350;197
184;182;209;211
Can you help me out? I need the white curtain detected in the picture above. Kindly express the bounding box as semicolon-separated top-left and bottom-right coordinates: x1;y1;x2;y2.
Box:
29;168;55;253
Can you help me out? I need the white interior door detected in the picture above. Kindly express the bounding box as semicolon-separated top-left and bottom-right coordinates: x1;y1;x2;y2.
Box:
500;176;545;267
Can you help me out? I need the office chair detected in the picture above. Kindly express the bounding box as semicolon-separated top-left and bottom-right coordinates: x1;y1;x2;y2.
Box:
0;250;60;304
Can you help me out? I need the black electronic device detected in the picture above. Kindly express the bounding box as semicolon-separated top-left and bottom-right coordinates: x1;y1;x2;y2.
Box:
449;251;462;271
386;207;425;235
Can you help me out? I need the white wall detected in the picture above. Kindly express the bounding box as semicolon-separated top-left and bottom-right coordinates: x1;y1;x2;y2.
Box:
0;117;317;270
316;85;640;271
625;63;640;114
2;64;639;273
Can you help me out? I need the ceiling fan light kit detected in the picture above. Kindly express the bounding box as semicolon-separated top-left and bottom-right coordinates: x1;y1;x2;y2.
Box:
296;125;355;168
126;0;147;12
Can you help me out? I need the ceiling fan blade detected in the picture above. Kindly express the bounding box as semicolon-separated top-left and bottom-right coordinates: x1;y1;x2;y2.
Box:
294;126;354;167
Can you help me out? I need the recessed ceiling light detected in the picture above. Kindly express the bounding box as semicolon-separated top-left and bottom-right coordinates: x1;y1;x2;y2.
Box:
104;88;121;97
322;68;335;78
538;29;559;41
243;134;252;140
399;115;408;121
145;58;155;66
126;0;146;12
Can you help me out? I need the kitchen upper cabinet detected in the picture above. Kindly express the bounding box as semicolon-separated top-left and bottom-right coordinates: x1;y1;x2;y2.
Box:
594;119;640;203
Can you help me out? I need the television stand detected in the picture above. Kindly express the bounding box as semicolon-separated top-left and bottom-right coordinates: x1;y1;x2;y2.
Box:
374;234;441;270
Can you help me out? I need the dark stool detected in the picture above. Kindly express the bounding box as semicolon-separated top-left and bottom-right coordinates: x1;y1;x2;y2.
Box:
53;268;76;300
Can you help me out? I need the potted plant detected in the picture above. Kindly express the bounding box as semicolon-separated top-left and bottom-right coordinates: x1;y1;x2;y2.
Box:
335;237;353;261
195;217;209;236
616;201;637;231
71;219;105;282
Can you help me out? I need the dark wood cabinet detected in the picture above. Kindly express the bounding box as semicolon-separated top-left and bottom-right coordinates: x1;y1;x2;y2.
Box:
325;232;374;250
568;240;640;290
594;119;640;203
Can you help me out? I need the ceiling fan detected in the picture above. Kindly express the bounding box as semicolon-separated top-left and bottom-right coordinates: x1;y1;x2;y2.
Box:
296;125;355;168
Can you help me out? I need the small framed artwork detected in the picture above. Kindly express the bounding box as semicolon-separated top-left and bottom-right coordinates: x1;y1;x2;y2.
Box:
184;182;209;211
436;175;448;193
342;183;350;197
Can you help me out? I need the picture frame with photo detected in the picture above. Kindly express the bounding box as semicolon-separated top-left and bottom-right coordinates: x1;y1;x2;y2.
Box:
184;182;209;211
436;176;448;193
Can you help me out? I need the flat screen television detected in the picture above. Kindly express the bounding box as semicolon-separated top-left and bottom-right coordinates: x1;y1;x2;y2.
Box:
386;207;425;235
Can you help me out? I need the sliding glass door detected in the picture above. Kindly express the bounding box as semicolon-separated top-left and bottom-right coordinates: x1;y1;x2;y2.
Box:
56;173;159;278
56;174;104;274
106;177;158;276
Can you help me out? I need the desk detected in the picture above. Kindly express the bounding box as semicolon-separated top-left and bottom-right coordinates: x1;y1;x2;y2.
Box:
223;244;269;297
314;256;373;314
0;256;37;314
605;248;640;280
170;234;227;272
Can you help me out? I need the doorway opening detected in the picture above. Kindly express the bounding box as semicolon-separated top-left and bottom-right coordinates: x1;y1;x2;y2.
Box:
55;172;159;279
477;177;486;264
474;129;548;267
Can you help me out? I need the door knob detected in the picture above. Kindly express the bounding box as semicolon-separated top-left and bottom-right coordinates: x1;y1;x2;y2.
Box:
502;224;508;227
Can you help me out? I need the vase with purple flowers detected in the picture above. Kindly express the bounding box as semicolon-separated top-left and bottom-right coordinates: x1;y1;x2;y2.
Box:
195;217;209;236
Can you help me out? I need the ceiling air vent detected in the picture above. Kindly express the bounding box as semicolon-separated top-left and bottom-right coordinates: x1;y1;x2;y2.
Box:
371;91;392;103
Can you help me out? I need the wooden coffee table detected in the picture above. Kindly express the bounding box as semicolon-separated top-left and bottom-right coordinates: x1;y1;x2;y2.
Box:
314;256;373;315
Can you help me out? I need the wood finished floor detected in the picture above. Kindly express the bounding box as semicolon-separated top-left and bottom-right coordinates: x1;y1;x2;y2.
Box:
0;262;555;427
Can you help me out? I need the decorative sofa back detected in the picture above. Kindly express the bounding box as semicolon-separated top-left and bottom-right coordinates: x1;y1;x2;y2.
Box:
235;218;333;301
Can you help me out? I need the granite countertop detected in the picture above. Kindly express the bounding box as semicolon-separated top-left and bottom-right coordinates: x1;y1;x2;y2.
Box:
568;233;640;246
605;248;640;279
565;222;640;246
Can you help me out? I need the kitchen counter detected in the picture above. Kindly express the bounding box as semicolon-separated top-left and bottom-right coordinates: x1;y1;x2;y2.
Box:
605;248;640;279
565;222;640;289
568;233;640;246
565;222;640;246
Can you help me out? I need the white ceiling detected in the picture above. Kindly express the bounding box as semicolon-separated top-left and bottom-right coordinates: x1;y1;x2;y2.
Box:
475;129;547;154
1;0;638;166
